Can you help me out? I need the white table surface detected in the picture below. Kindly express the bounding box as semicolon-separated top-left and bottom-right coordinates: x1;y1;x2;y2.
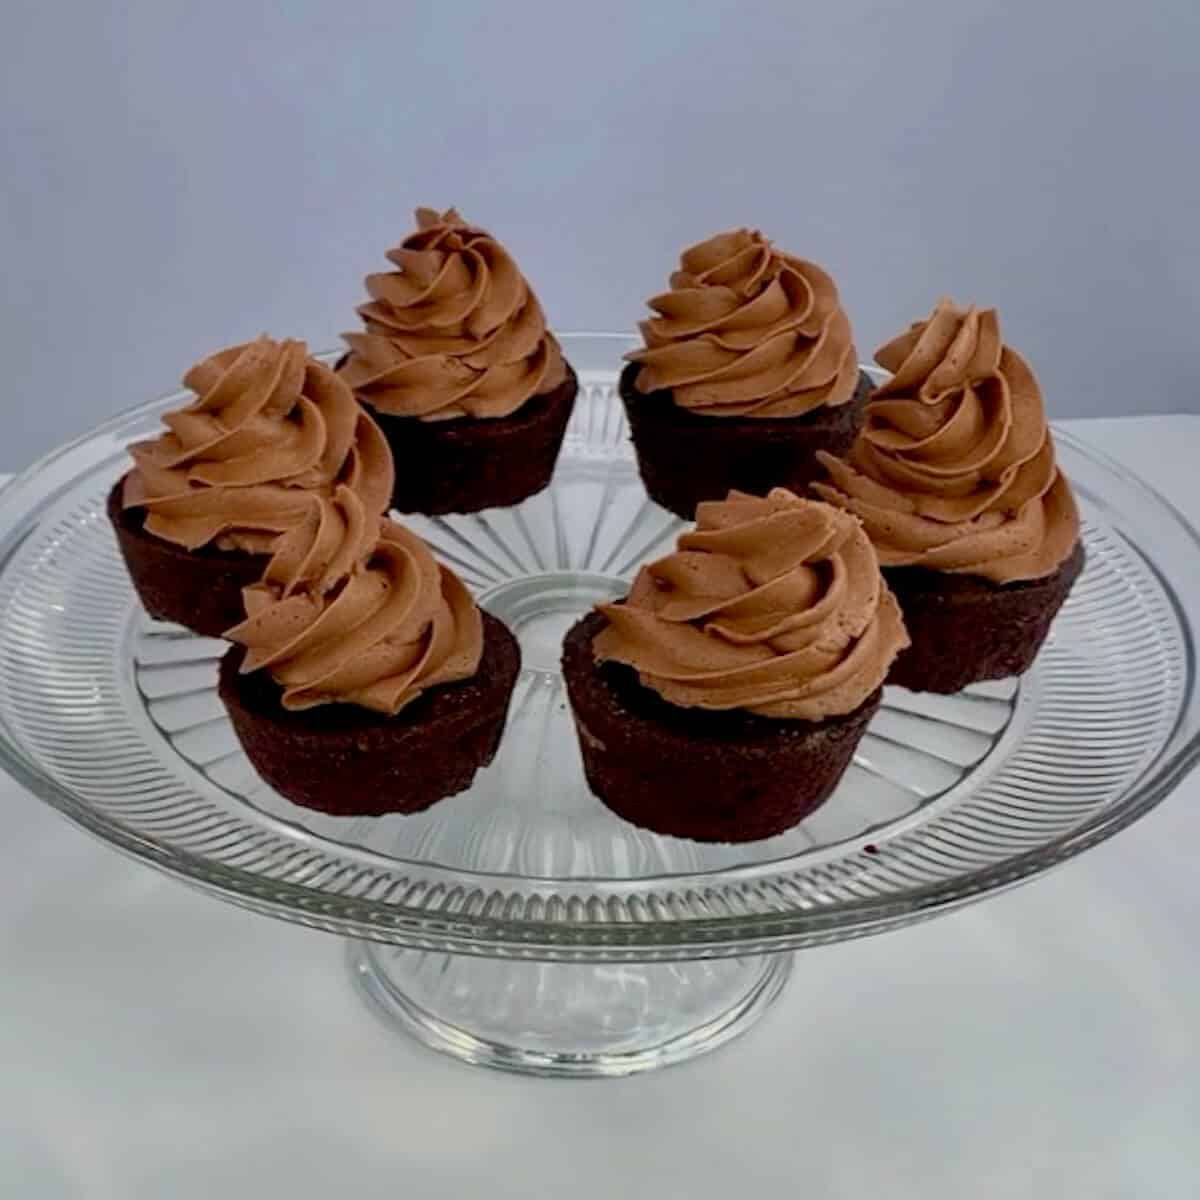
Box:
2;416;1198;1199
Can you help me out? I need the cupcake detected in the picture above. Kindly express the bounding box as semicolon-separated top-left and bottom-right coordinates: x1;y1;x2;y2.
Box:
562;489;908;843
619;228;873;519
338;207;578;514
813;299;1084;694
110;336;393;638
218;502;520;816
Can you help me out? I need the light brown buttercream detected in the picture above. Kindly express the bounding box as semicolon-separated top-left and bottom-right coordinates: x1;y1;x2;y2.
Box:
594;490;907;720
227;518;483;714
626;228;859;418
813;299;1080;584
340;208;567;421
123;336;393;554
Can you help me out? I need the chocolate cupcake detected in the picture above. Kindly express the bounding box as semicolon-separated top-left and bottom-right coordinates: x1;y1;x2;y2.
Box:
621;228;872;519
813;300;1084;694
111;336;393;638
219;507;520;816
562;490;908;843
339;207;578;514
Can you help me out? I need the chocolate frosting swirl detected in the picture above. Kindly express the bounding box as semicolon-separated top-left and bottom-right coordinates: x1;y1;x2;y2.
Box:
340;207;568;421
227;518;483;714
626;228;859;418
123;336;394;554
256;485;381;600
813;300;1080;584
594;490;907;720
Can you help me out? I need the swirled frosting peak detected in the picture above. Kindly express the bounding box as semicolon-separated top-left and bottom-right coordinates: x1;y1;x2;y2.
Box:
257;485;381;600
593;489;907;720
626;228;859;418
227;519;483;714
813;299;1080;584
123;336;394;553
340;207;568;421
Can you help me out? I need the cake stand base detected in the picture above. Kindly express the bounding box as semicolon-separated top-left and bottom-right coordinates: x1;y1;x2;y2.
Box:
347;943;793;1077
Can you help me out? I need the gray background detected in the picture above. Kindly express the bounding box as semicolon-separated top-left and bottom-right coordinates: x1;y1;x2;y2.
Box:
3;0;1198;468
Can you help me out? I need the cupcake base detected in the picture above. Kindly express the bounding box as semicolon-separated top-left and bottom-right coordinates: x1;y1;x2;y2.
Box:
885;541;1087;694
107;479;268;639
349;365;578;515
619;363;873;519
218;612;521;817
562;612;879;843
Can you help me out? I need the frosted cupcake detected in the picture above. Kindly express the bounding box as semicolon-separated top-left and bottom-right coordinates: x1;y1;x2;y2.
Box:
620;228;872;518
219;501;520;816
339;207;577;514
563;490;907;842
814;299;1084;693
109;336;392;637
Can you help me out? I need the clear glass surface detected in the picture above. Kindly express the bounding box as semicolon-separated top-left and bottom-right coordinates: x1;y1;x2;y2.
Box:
1;333;1197;963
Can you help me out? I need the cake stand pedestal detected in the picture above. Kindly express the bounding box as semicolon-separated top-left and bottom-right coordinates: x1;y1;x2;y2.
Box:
349;946;792;1077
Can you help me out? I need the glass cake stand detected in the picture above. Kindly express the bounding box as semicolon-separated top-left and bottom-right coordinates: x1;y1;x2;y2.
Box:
1;333;1198;1078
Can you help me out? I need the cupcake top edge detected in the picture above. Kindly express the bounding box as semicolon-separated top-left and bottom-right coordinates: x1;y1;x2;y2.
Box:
593;488;908;721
